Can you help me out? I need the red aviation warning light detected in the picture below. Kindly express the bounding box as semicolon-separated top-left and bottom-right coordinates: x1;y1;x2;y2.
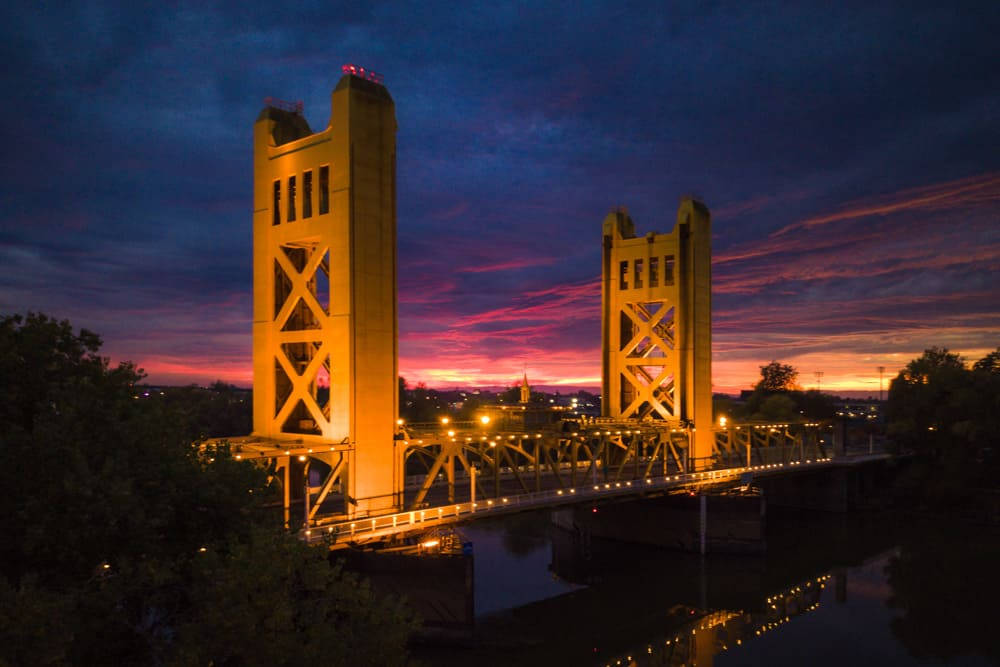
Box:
341;64;384;85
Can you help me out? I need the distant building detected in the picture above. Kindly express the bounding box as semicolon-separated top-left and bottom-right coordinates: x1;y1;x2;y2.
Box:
479;373;571;430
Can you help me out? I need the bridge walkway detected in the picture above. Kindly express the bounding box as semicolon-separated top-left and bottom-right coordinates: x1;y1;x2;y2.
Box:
306;454;892;549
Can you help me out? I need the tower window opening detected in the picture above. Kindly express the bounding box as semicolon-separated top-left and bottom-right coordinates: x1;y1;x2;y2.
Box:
634;259;643;288
319;165;329;214
303;170;313;219
272;180;281;225
649;257;659;287
619;260;629;290
288;175;297;222
665;255;675;285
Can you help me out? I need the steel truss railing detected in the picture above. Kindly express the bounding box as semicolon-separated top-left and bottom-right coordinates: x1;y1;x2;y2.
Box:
214;421;831;532
305;444;835;548
396;421;826;510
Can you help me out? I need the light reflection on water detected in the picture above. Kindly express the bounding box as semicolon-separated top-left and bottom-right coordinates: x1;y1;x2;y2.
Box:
420;510;1000;667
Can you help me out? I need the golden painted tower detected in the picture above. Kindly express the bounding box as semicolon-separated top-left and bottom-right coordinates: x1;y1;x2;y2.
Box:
601;199;713;463
253;68;399;513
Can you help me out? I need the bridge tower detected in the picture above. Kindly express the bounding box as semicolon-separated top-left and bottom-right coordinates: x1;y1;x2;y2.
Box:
252;69;399;515
600;199;713;464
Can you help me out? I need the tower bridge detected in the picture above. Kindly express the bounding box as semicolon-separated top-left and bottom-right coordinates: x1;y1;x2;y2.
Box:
207;69;891;548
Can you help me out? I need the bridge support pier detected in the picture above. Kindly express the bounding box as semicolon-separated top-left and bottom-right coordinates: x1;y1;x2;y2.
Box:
341;547;474;629
757;459;893;512
552;491;766;554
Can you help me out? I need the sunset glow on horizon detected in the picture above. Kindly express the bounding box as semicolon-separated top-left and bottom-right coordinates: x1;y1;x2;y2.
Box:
121;172;999;396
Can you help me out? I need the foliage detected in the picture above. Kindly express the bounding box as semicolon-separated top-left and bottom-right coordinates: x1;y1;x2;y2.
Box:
146;380;253;441
499;384;521;404
0;576;73;666
886;346;1000;501
754;393;798;421
972;348;1000;374
399;378;445;423
173;528;417;666
0;313;416;665
731;360;834;422
755;361;799;392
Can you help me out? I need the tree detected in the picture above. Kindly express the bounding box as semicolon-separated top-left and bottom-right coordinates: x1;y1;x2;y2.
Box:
755;361;799;392
753;394;798;421
972;347;1000;374
886;347;970;458
886;346;1000;503
499;384;521;403
172;528;416;666
0;313;417;665
400;380;438;422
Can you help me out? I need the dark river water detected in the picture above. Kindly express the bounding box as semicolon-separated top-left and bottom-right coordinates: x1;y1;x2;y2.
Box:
415;509;1000;666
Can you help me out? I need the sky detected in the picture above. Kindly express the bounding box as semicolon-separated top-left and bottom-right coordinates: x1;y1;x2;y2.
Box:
1;1;997;396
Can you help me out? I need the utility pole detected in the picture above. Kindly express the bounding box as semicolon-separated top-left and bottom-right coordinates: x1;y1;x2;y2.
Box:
877;366;886;403
814;371;824;393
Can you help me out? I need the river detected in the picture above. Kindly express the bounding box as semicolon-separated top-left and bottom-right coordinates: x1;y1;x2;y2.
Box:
414;508;1000;666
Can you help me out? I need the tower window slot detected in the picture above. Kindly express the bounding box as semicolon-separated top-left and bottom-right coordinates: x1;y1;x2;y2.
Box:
619;260;628;290
319;165;329;214
288;175;297;222
649;257;659;287
664;255;675;285
272;180;281;225
634;259;643;288
303;170;313;219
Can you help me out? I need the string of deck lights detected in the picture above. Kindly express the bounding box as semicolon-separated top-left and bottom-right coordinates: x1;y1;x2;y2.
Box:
305;456;836;543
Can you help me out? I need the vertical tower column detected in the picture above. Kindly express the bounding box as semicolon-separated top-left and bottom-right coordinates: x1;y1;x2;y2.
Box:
677;199;713;464
252;72;399;515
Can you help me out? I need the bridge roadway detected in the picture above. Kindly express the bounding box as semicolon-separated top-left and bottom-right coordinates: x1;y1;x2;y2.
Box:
305;453;889;549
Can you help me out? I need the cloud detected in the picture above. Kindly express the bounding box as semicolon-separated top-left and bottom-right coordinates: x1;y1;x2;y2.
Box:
772;173;1000;237
1;2;997;394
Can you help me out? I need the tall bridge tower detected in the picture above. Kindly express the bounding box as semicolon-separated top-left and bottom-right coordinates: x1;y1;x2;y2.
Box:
601;199;713;463
252;68;399;514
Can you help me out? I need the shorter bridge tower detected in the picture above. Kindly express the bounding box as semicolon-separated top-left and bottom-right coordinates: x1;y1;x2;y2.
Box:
601;199;713;463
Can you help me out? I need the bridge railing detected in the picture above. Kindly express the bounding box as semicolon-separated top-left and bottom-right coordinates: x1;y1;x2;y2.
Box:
304;450;836;545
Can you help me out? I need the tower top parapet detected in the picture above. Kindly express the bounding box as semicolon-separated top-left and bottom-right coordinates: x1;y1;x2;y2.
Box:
341;63;384;84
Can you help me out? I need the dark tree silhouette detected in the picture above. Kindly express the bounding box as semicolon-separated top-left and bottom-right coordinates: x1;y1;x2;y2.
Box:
755;361;799;392
0;313;416;665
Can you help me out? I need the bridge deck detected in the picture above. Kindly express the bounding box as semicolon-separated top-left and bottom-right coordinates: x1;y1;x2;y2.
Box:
305;455;890;549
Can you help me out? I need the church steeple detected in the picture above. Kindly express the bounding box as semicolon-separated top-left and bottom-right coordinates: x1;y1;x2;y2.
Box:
519;373;531;404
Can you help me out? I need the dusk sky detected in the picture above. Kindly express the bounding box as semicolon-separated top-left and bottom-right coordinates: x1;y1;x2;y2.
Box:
1;2;997;395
